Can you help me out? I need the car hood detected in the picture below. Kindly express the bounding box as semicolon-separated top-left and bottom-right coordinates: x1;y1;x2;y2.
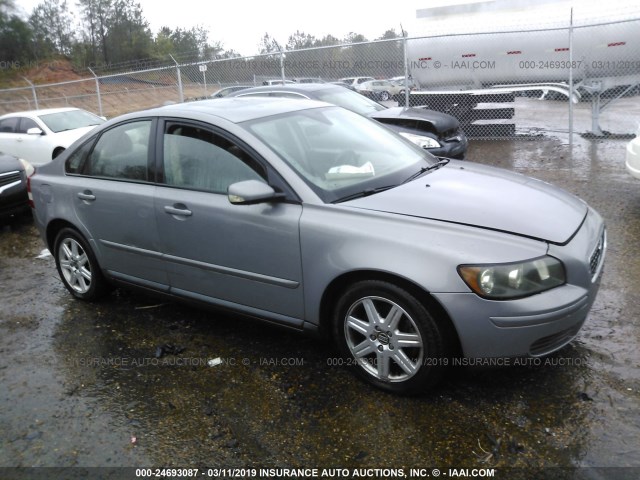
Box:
53;125;99;147
368;107;459;133
344;161;587;244
0;153;22;173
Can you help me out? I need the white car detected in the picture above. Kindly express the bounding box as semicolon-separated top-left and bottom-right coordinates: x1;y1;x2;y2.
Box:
0;108;105;166
355;79;405;101
626;129;640;180
339;76;375;89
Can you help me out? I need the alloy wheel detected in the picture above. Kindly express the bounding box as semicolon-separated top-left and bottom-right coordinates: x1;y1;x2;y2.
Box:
344;296;424;382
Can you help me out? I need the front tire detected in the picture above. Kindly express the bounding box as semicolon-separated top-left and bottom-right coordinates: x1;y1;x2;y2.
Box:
333;280;448;394
54;227;107;301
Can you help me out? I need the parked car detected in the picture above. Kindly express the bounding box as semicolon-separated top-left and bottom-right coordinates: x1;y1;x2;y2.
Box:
625;128;640;180
262;79;296;85
211;85;253;98
0;154;33;222
339;76;375;89
230;83;467;159
30;97;606;394
293;78;325;83
355;79;404;101
388;75;416;91
0;108;104;166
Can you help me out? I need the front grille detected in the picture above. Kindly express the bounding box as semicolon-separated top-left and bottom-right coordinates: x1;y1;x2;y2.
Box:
0;170;22;195
0;170;21;188
589;229;606;280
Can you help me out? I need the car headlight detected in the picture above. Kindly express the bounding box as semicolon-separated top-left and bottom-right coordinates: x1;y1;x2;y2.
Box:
457;256;566;300
18;158;35;177
399;132;441;149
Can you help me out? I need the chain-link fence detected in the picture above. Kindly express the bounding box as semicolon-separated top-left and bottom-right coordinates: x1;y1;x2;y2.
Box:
1;11;639;139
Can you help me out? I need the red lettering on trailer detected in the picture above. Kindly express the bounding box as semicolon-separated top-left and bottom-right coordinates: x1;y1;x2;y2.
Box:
462;54;476;58
555;47;569;52
507;51;522;55
607;42;626;47
418;57;432;61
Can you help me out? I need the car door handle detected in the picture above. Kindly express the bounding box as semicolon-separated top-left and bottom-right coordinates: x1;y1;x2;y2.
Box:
164;204;192;217
77;191;96;201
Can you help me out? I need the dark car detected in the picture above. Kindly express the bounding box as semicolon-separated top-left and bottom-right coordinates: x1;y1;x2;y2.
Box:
229;83;467;159
0;154;33;222
210;85;254;98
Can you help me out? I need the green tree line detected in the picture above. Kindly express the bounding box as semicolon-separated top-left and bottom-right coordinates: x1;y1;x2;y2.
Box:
1;0;401;72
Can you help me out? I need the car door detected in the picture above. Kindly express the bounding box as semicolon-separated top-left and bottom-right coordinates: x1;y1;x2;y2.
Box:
67;118;168;289
154;119;305;325
15;117;49;165
0;117;22;158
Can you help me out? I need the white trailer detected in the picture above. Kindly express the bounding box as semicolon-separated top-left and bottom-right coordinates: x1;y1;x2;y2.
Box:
404;3;640;136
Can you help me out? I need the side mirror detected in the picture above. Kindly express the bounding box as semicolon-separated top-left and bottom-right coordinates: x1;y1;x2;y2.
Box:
27;127;44;136
228;180;283;205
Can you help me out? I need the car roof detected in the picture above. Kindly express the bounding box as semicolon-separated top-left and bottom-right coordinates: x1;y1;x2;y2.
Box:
144;97;331;124
0;107;81;119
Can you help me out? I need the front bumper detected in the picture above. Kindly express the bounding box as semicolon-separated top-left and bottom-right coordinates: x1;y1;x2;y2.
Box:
428;134;468;160
433;208;605;359
0;176;29;221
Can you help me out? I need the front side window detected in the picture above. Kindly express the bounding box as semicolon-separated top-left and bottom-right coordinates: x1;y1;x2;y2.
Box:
83;120;151;181
17;117;39;133
162;122;265;193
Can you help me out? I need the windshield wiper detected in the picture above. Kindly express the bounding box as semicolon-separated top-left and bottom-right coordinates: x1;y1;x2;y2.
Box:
334;158;450;203
401;158;450;185
333;184;397;203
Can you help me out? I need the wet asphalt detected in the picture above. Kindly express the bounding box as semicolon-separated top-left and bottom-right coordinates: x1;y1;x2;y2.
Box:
1;128;639;479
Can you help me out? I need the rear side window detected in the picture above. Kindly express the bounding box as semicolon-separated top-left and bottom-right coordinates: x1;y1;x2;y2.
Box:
83;121;151;181
0;117;19;133
162;122;265;194
65;140;95;174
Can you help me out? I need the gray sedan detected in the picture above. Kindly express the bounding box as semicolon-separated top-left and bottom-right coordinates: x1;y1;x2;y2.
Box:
29;98;606;394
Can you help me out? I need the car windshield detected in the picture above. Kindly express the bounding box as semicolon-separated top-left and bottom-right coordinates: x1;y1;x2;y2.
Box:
245;106;435;203
38;110;104;133
313;87;387;115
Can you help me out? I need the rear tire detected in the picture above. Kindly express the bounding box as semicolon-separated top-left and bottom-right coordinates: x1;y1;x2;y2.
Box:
379;91;390;101
332;280;448;394
54;227;107;301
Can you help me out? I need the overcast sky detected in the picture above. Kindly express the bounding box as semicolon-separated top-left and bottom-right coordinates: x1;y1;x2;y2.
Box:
15;0;640;57
15;0;426;55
